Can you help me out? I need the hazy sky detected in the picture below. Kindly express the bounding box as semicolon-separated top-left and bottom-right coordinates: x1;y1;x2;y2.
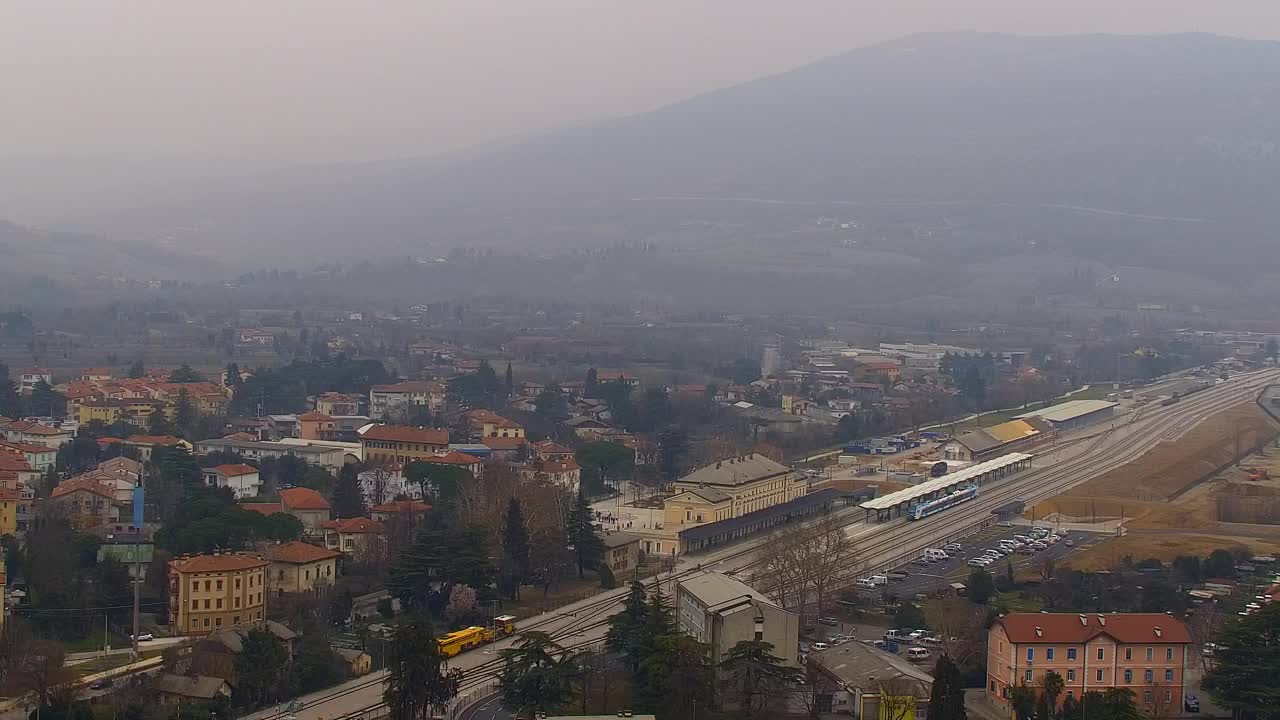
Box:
4;0;1280;184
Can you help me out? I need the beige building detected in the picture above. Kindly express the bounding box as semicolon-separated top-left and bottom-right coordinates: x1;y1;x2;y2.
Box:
262;541;341;595
169;552;269;635
676;570;799;667
278;487;332;534
358;424;450;466
322;517;386;554
601;531;641;577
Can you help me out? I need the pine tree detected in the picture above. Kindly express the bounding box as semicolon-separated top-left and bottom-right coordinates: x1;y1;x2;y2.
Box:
0;363;21;419
127;360;146;379
225;362;242;387
384;613;461;720
502;498;531;587
584;368;599;397
567;490;605;578
332;464;367;518
173;389;196;437
928;655;968;720
605;581;650;669
503;362;514;399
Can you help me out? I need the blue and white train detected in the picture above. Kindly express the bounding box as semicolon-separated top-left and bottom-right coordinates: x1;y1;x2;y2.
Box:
906;484;979;521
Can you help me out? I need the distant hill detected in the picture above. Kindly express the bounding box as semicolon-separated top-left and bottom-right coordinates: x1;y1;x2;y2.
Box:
61;32;1280;312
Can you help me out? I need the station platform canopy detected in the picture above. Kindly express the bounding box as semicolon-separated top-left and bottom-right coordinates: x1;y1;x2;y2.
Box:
859;452;1032;511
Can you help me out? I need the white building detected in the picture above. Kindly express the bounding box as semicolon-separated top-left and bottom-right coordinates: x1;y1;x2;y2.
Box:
201;464;263;500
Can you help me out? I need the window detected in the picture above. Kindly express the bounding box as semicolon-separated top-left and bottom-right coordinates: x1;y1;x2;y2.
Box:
1027;648;1035;662
1164;691;1171;703
1125;648;1133;661
1067;670;1076;682
1097;648;1105;661
236;578;241;589
204;580;211;592
1025;670;1033;682
990;682;996;692
216;599;223;609
1146;647;1153;661
1124;670;1133;683
216;580;223;591
234;616;240;624
1144;670;1153;683
1143;691;1152;704
1067;648;1077;661
686;510;691;520
191;600;199;610
1096;670;1104;682
1066;692;1074;700
234;597;241;608
203;599;210;609
204;618;210;627
191;581;198;592
191;619;198;627
278;570;285;580
305;570;311;581
215;617;222;627
1046;648;1055;661
1165;670;1174;682
1166;648;1174;661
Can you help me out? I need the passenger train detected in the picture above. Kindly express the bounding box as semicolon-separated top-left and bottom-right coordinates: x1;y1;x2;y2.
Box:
906;484;978;520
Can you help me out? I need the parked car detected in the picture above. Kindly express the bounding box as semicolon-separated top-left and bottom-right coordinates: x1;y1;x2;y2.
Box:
831;634;851;644
855;578;877;589
131;633;154;642
906;647;931;662
888;571;909;581
1065;539;1076;547
89;678;113;690
908;630;928;640
1184;695;1200;712
818;616;840;626
968;559;989;568
811;642;830;652
1017;547;1035;555
1014;535;1031;543
944;543;962;552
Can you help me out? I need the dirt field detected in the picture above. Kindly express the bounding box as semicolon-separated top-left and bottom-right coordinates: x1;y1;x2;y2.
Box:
1033;400;1280;566
1064;533;1266;572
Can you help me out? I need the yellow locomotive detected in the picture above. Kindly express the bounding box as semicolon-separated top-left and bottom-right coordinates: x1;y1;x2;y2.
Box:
435;615;518;658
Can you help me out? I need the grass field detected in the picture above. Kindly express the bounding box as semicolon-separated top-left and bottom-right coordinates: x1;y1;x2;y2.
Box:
1063;533;1264;572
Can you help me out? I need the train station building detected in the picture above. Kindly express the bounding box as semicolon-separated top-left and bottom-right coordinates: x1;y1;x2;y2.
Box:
858;452;1033;522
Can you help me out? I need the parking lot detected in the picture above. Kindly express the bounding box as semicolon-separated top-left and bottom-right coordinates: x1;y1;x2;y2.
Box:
866;523;1105;599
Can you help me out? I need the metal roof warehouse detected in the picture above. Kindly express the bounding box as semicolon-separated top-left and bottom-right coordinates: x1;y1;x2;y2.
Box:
1012;399;1117;429
859;452;1032;520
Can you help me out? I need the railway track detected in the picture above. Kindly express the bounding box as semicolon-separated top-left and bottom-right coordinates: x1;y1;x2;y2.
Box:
247;370;1277;720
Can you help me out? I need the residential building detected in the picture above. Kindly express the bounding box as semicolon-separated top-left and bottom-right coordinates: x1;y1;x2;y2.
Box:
480;435;529;458
368;381;446;419
808;641;933;718
201;464;263;500
193;438;345;471
95;526;155;578
0;441;54;471
50;477;120;528
80;368;114;382
464;409;526;440
986;613;1193;716
0;567;6;629
370;499;431;524
516;457;581;492
19;367;52;394
279;487;332;534
420;450;485;477
262;541;341;595
77;397;167;426
297;411;337;440
532;440;575;461
675;570;799;666
119;434;190;461
358;424;450;466
596;371;639;387
168;552;269;635
322;517;385;553
238;329;275;345
335;648;372;677
314;392;361;417
357;464;418;506
2;421;72;449
267;414;298;438
601;531;641;576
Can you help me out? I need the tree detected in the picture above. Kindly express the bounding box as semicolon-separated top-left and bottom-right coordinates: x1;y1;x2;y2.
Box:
968;569;995;605
0;365;21;419
529;524;574;595
606;581;650;670
928;655;968;720
225;362;242;387
575;441;633;496
384;613;462;720
504;362;514;399
27;380;65;419
566;491;605;578
499;632;579;716
445;584;479;624
332;464;368;518
146;406;176;436
329;586;354;626
404;461;467;506
894;602;927;631
718;639;803;718
598;563;617;589
1203;548;1235;579
127;360;145;379
1009;683;1037;720
879;677;926;720
1038;671;1065;720
534;383;569;422
233;629;291;708
584;368;599;397
502;498;531;592
638;633;715;720
1204;602;1280;717
1267;338;1280;362
657;426;688;480
293;630;349;693
387;524;496;613
169;364;205;383
173;389;196;436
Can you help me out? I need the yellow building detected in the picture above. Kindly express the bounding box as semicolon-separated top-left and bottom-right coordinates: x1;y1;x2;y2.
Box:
168;552;269;635
663;454;806;527
0;486;18;535
78;398;168;426
358;424;450;466
262;541;341;595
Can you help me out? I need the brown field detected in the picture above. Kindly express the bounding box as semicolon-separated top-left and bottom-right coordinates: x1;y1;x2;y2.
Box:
1064;533;1265;572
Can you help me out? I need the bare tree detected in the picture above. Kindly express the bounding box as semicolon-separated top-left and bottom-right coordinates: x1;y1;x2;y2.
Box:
756;511;858;621
924;598;986;667
877;676;926;720
1186;604;1223;672
1146;681;1177;720
1038;556;1057;583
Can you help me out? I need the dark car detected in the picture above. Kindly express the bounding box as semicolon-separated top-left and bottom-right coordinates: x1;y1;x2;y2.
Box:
1184;695;1200;712
89;678;113;690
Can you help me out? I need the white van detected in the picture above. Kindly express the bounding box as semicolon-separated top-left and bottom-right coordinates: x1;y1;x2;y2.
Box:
855;578;877;589
870;575;889;586
906;647;931;662
923;548;949;561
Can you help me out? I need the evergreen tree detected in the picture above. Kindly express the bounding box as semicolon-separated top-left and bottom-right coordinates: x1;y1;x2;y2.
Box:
234;629;291;708
168;364;205;383
504;362;514;399
173;389;196;436
225;362;242;387
28;380;65;419
0;363;21;419
332;464;367;518
584;367;598;397
384;613;462;720
1204;602;1280;718
147;406;176;436
968;569;995;604
605;581;650;669
566;490;605;578
502;498;531;587
718;639;803;718
638;633;715;720
498;632;579;716
127;360;145;379
928;655;967;720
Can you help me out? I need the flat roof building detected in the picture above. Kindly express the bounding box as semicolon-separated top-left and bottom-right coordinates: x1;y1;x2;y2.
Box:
1013;399;1117;430
675;570;799;667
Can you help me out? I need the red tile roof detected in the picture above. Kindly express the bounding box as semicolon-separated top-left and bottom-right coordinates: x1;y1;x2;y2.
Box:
297;411;333;422
8;421;67;436
169;552;269;574
359;424;450;446
370;381;444;393
208;464;259;477
279;487;331;511
125;434;184;446
995;613;1192;644
51;477;116;500
532;440;573;455
325;517;385;534
239;502;284;516
0;440;57;454
423;451;484;466
370;500;431;514
261;541;341;564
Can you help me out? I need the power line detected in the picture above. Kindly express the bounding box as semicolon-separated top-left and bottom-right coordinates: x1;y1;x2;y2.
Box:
14;601;167;615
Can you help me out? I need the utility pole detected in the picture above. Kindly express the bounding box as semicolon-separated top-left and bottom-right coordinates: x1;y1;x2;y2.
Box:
131;469;146;659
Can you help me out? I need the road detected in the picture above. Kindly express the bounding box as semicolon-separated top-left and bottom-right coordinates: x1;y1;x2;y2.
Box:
239;369;1280;720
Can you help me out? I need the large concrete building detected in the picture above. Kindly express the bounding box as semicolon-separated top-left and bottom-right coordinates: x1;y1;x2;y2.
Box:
675;570;799;667
987;613;1192;717
1013;400;1117;432
357;424;450;466
168;552;269;635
